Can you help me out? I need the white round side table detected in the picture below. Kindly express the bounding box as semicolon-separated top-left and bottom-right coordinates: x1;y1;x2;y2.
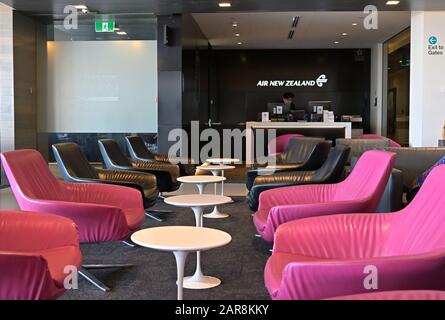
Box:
131;226;231;300
164;194;232;289
177;175;226;195
195;165;235;219
206;158;241;165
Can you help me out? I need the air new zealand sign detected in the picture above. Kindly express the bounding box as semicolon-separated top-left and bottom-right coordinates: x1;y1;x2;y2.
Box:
256;74;329;88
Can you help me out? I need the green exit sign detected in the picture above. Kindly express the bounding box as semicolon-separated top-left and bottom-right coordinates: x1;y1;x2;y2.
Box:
95;15;115;32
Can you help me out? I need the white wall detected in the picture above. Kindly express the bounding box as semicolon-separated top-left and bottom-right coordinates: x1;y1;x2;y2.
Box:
370;43;383;135
410;11;445;146
38;40;158;133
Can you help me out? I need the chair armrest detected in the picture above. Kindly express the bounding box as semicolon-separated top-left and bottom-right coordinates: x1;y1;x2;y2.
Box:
246;165;305;190
276;249;445;300
132;160;179;179
22;199;131;242
0;252;56;300
97;169;157;195
0;211;79;252
257;184;336;213
62;182;143;209
273;213;397;258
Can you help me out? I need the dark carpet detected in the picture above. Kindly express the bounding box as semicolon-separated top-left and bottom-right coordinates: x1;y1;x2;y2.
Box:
61;197;272;300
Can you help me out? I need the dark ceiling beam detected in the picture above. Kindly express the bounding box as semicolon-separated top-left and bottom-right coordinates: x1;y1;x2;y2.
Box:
2;0;445;16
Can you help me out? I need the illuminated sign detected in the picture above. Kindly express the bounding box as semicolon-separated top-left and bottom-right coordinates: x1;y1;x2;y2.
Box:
256;74;329;88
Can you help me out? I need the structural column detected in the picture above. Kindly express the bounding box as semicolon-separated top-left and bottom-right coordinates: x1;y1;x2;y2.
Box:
157;15;183;155
410;11;445;147
0;3;14;184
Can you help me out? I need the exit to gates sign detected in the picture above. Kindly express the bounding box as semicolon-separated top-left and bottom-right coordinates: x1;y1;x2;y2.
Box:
95;15;115;32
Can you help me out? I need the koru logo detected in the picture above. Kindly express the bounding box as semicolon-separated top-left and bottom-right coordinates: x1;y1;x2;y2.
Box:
429;36;438;45
316;74;328;88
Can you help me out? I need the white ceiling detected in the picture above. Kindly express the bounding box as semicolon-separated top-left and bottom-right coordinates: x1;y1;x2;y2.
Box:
192;11;411;49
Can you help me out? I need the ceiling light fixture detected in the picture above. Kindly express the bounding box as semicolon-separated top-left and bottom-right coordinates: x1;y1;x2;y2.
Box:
352;23;358;26
237;41;243;45
232;22;238;27
117;31;127;35
386;0;400;5
342;32;348;36
334;41;340;44
219;2;231;7
235;33;240;37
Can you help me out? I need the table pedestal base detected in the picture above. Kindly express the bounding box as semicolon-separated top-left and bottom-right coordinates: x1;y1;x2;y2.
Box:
183;272;221;289
203;206;230;219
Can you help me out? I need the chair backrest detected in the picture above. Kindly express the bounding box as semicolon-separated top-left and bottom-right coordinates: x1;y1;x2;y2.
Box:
52;143;99;182
360;134;402;148
385;147;445;189
336;138;390;164
334;151;396;208
384;165;445;256
281;138;327;164
98;139;133;168
313;145;351;183
125;136;154;161
1;150;63;204
268;134;304;156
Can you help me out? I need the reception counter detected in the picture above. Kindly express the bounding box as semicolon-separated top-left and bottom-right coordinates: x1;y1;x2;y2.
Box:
246;121;352;164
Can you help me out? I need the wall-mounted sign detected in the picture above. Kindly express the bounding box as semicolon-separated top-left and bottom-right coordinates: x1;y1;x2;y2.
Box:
256;74;328;88
95;15;115;33
427;35;444;56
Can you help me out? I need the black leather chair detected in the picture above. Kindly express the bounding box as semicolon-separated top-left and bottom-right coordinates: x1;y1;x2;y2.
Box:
98;139;181;194
247;144;351;211
246;139;331;191
125;135;196;176
52;143;168;222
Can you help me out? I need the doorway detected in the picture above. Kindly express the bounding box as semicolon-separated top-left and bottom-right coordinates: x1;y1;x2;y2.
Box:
383;28;410;146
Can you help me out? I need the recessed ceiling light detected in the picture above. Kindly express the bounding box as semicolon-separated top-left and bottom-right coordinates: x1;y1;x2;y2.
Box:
235;33;240;37
352;23;358;26
219;2;231;7
237;41;243;45
386;0;400;5
342;32;348;36
334;41;340;44
232;22;238;27
117;31;127;35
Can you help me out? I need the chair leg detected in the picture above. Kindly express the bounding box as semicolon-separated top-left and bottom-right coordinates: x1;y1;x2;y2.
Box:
122;240;136;248
145;211;164;222
149;209;172;214
79;264;134;292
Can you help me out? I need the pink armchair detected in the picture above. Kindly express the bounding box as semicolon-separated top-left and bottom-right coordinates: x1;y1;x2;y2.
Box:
1;150;145;243
1;149;145;292
265;165;445;300
268;134;304;157
0;211;82;300
254;150;396;242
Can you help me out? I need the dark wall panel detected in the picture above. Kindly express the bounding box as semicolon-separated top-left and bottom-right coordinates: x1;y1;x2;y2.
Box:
13;11;37;150
157;14;182;154
211;49;371;132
